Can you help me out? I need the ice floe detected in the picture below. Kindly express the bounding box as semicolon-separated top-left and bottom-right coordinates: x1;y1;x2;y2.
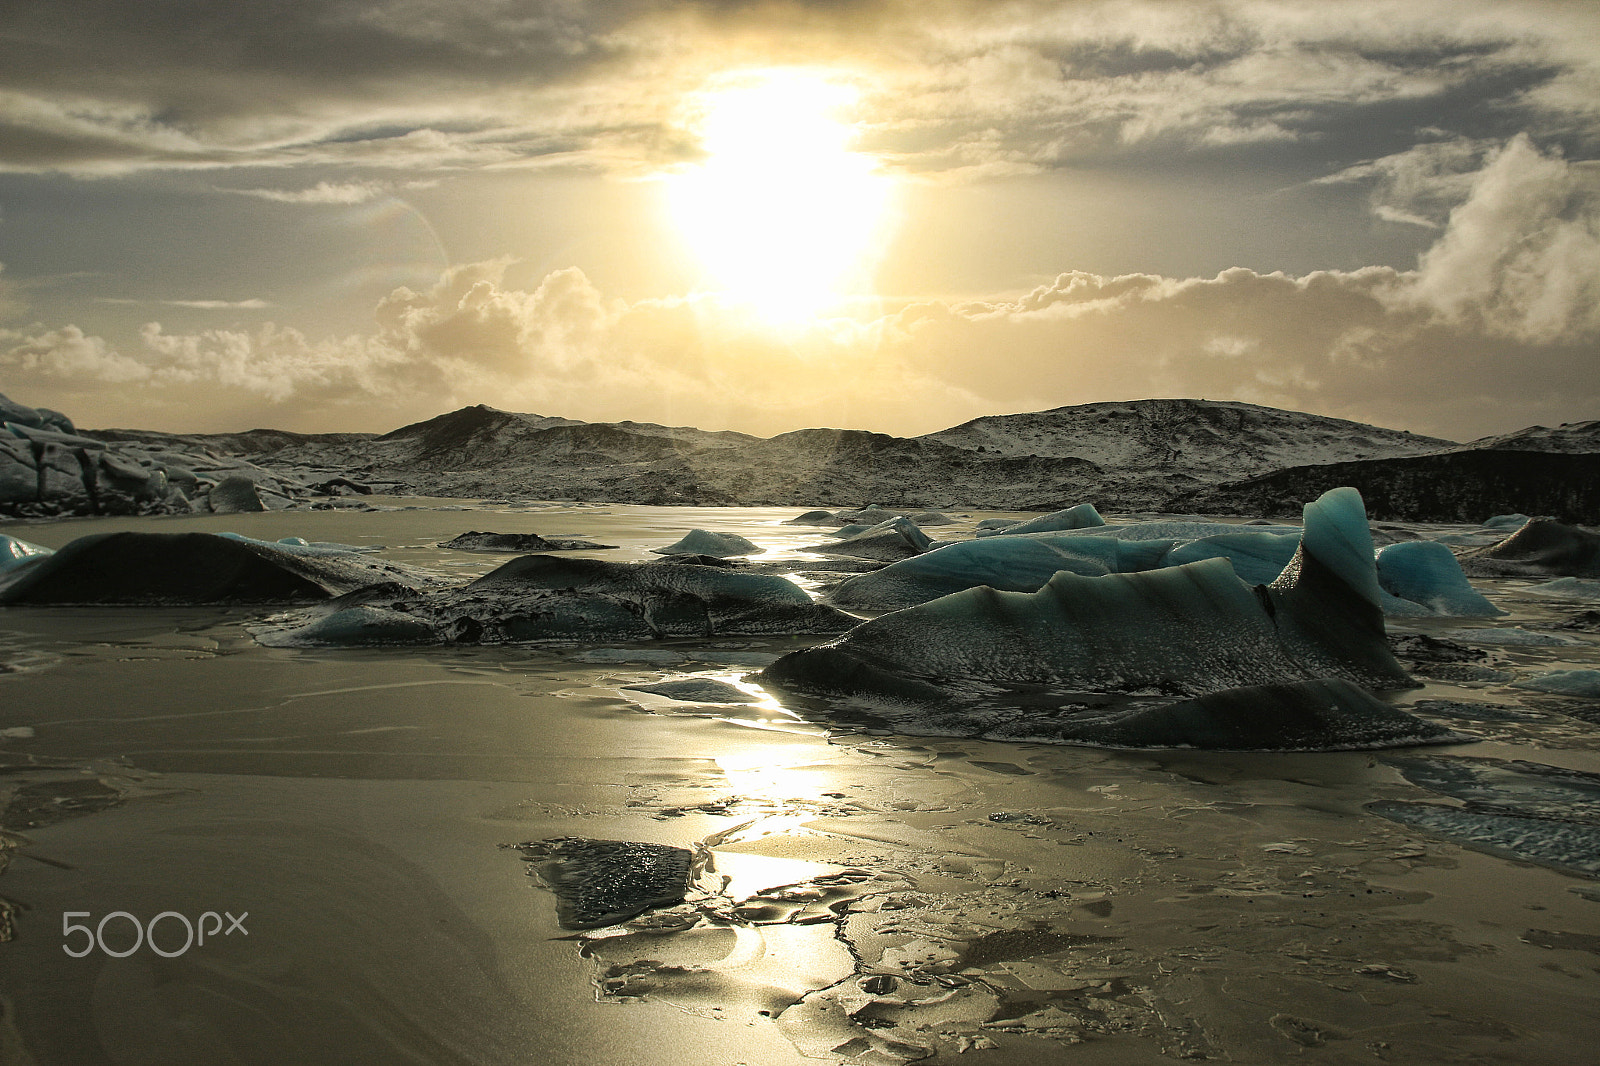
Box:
1459;518;1600;579
0;531;436;604
254;556;859;646
438;530;617;552
975;502;1104;536
652;529;761;558
1370;756;1600;877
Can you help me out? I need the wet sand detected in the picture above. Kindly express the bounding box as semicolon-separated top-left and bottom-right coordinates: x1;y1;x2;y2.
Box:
1;501;1597;1064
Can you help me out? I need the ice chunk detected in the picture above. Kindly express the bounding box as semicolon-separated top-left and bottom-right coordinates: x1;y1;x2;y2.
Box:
800;517;931;562
438;531;616;552
773;554;1411;705
206;475;267;513
1513;670;1600;697
1376;541;1504;616
469;554;813;605
975;503;1103;537
0;532;436;604
651;529;760;558
1459;519;1600;578
511;838;692;930
255;556;858;646
1521;577;1600;601
828;533;1173;609
988;679;1461;751
1163;530;1301;586
0;534;52;573
622;678;756;704
782;509;847;527
1370;756;1600;876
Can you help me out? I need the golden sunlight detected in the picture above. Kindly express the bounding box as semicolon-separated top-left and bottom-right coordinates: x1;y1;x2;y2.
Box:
666;70;895;324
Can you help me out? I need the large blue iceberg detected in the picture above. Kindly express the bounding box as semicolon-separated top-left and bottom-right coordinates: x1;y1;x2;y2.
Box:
761;488;1444;751
828;533;1172;609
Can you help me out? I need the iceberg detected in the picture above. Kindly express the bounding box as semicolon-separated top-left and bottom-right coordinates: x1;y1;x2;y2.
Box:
0;534;52;573
1459;519;1600;579
828;533;1173;609
254;555;859;647
800;517;932;562
439;531;617;552
1376;541;1504;616
984;679;1461;751
651;529;760;558
206;474;268;514
782;509;847;527
1512;670;1600;697
762;488;1428;751
1163;530;1301;586
975;503;1104;537
0;531;436;605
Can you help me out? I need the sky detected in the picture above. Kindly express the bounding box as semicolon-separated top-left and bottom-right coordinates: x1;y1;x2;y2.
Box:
1;0;1597;443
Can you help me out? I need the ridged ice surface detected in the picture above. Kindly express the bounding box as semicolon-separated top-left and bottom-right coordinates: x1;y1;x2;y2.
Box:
764;488;1429;750
1377;541;1504;616
829;533;1173;608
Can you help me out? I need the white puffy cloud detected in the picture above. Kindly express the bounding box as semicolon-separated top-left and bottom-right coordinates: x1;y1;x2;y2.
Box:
1;136;1595;441
1408;134;1600;343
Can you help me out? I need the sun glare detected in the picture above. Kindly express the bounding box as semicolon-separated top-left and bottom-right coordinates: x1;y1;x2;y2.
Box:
666;71;895;325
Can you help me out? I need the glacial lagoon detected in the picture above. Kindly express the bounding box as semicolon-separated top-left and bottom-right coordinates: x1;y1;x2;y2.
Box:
1;500;1598;1065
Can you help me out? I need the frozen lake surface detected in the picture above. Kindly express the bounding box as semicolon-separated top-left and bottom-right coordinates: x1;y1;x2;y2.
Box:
1;500;1597;1065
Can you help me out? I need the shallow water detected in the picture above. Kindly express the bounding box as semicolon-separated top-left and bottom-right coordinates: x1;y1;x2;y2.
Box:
1;501;1597;1065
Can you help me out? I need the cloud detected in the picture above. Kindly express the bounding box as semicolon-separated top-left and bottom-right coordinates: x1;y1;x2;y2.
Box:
0;1;1595;180
231;181;390;204
1408;134;1600;343
97;298;274;310
2;136;1595;441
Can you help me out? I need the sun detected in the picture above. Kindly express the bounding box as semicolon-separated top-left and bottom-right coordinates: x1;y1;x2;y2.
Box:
666;70;895;325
